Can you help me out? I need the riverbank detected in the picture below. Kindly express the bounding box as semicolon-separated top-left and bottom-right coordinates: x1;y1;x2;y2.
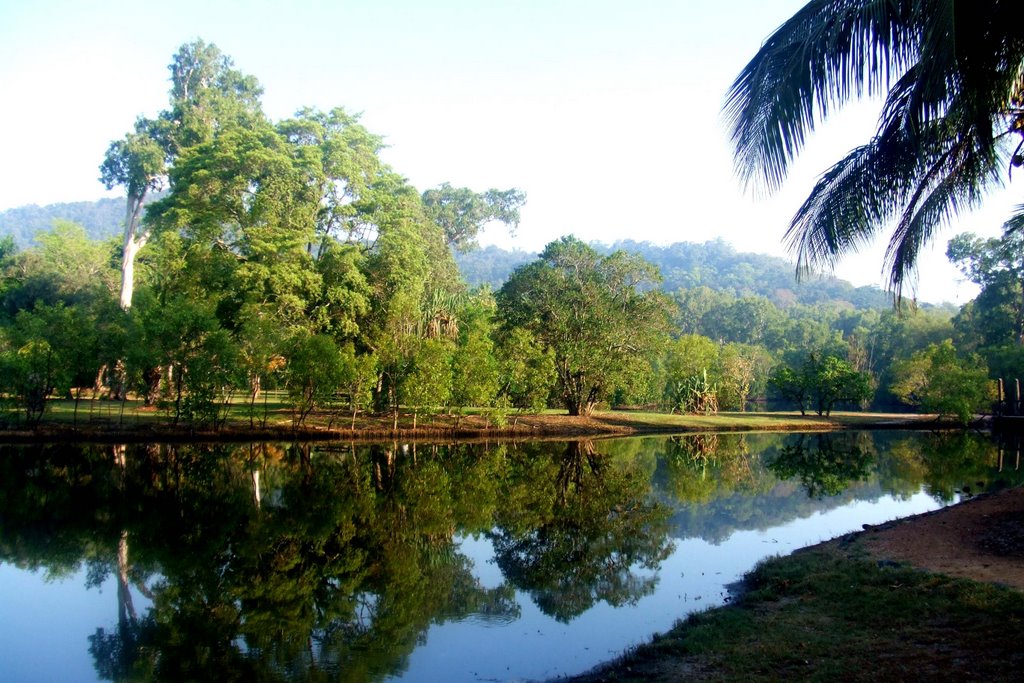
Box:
565;487;1024;682
0;399;943;443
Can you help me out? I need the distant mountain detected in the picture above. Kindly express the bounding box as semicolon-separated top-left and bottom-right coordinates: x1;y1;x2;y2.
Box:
0;198;126;246
2;198;894;310
457;238;894;310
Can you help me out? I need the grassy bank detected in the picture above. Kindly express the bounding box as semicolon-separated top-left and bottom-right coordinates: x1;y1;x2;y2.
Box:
0;395;939;442
569;541;1024;682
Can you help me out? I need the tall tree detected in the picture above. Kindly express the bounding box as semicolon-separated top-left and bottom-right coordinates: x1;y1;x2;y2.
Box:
278;107;385;252
100;39;265;310
497;237;672;416
421;183;526;252
99;119;166;310
726;0;1024;296
148;121;321;329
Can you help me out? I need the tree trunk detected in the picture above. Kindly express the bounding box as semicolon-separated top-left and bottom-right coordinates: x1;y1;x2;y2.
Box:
251;469;262;510
119;194;149;311
111;359;128;402
144;366;163;405
117;530;137;628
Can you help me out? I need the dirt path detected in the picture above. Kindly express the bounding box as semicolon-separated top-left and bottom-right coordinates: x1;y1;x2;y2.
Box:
858;486;1024;589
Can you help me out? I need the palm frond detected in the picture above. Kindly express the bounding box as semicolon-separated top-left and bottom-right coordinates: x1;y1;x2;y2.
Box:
884;120;1005;294
731;0;1024;298
725;0;922;191
1003;203;1024;234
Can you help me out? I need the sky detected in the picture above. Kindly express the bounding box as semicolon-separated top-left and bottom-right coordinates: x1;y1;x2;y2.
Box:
1;0;1020;305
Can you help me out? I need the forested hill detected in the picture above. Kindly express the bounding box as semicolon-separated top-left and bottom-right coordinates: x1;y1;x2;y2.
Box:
0;198;125;246
1;198;891;309
457;239;894;310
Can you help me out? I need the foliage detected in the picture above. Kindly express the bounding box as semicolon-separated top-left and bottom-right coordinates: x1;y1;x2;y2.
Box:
716;342;774;411
495;327;556;412
399;337;454;423
670;369;719;415
890;339;993;424
770;352;872;416
0;303;102;424
284;334;348;426
497;236;673;416
421;183;526;252
948;231;1024;369
450;295;500;410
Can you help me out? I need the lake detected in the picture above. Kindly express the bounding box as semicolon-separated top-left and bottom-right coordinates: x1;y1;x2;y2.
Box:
0;431;1019;682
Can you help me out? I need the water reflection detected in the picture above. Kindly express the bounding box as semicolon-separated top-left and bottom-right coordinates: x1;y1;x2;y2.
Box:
0;431;1021;681
488;441;672;622
768;432;875;498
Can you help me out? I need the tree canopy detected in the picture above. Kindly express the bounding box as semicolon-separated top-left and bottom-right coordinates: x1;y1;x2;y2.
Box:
497;237;672;415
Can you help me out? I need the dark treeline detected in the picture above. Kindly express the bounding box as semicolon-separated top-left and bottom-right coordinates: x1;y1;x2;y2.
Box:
0;40;1015;428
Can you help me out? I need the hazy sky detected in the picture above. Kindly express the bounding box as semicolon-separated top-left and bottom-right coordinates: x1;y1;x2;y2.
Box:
1;0;1019;304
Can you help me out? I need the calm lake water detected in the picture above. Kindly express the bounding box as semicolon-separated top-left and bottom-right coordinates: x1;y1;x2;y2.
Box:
1;431;1020;682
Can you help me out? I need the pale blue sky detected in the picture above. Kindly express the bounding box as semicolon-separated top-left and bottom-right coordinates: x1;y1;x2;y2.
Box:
2;0;1018;303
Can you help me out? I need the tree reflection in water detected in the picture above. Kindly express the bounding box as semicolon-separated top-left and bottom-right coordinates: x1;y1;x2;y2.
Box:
2;432;1018;681
2;440;666;681
489;440;673;622
767;433;875;498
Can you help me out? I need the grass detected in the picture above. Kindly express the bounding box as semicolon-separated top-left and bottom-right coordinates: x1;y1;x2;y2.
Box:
572;543;1024;682
0;393;938;442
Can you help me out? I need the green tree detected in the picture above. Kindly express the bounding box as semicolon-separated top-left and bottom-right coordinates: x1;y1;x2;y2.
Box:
770;352;872;416
891;339;993;424
450;294;500;412
284;334;347;427
673;286;731;335
278;107;385;252
726;1;1024;296
495;327;556;412
422;183;526;252
663;334;720;413
101;39;265;311
497;237;673;416
400;338;454;429
338;345;376;430
131;296;239;424
150;121;322;329
1;221;117;317
716;342;774;411
947;230;1024;350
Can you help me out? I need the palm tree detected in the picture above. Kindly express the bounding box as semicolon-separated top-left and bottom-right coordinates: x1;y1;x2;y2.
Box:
725;0;1024;297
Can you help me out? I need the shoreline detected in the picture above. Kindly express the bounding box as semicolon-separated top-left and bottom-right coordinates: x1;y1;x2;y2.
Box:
0;410;950;444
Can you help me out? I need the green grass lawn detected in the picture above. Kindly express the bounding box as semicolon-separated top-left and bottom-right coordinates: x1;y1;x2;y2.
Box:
0;394;938;438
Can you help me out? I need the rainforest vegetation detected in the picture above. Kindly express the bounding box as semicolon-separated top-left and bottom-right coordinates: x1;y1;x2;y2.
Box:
0;40;1016;430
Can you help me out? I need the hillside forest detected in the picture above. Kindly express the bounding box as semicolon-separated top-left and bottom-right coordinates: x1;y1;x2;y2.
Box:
0;41;1015;428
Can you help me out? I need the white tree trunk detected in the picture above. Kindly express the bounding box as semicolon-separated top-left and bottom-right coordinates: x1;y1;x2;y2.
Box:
119;194;150;311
